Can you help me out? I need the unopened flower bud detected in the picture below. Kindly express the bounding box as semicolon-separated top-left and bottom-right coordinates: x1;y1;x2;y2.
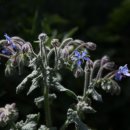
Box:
60;45;73;59
85;59;93;71
93;59;101;68
11;36;25;46
103;62;115;70
51;39;60;47
74;39;84;44
22;42;31;53
74;66;84;78
101;55;110;66
86;42;96;50
38;33;48;42
62;38;73;46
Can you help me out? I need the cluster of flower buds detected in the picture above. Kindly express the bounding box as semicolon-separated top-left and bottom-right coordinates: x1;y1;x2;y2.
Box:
0;34;34;75
0;34;32;56
0;103;18;127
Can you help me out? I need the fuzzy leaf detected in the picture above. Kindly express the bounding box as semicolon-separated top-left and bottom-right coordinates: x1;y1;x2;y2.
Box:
38;125;48;130
34;96;44;108
101;79;120;95
91;90;102;102
77;101;96;114
27;74;42;95
16;114;39;130
22;121;37;130
38;125;57;130
67;109;88;130
16;70;39;94
5;60;15;76
54;82;77;100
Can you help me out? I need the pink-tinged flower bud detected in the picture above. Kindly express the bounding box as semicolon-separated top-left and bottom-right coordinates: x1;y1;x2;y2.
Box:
51;39;60;47
101;55;110;66
11;36;25;46
60;47;69;59
86;59;93;70
103;62;115;70
22;42;31;53
86;42;96;50
38;33;48;42
74;66;84;78
93;59;101;68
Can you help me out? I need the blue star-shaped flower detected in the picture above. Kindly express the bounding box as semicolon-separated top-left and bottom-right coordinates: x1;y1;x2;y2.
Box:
4;33;16;50
72;50;90;67
115;64;130;80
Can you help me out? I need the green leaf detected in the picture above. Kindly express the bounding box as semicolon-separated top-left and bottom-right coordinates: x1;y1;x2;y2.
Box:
38;125;57;130
54;82;77;100
101;79;120;95
38;125;48;130
34;96;44;108
27;74;42;95
16;70;39;94
67;109;88;130
91;90;102;102
22;121;37;130
5;60;16;76
16;113;40;130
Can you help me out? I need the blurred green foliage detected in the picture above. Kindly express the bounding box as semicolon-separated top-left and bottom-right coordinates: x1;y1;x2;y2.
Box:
0;0;130;130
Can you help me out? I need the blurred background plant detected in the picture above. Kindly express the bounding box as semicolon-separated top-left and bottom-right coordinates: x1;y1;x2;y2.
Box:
0;0;130;130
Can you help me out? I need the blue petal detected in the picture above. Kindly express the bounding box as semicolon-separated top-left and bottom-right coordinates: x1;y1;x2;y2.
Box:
1;49;11;55
74;50;81;58
83;57;90;61
4;33;11;41
122;64;129;73
124;73;130;77
77;60;82;66
81;51;87;57
4;33;17;50
115;73;122;81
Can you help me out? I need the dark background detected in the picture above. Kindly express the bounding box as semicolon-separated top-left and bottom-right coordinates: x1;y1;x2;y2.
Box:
0;0;130;130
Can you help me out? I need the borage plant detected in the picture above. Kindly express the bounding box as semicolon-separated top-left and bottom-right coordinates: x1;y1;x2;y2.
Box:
0;33;129;130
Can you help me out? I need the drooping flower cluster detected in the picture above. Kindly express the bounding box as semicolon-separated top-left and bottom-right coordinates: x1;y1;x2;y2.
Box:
0;34;32;56
0;34;33;75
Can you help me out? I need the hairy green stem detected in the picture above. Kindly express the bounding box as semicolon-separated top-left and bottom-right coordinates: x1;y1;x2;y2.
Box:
40;40;52;127
89;68;93;83
83;68;90;97
47;48;55;63
40;40;44;67
104;70;116;79
54;46;58;69
96;67;104;80
44;85;52;127
43;46;48;67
